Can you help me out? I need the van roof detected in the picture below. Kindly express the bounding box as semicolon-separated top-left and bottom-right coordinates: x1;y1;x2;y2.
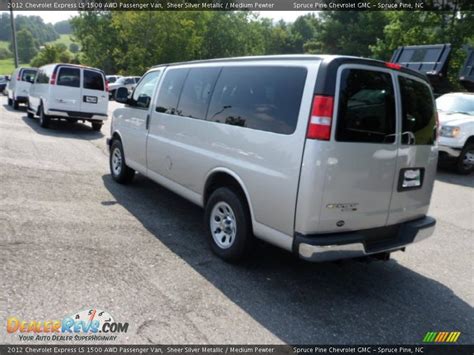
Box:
151;54;428;82
40;63;104;73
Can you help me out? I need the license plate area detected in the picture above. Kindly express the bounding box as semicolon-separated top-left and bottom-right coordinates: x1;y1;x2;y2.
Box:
397;168;424;191
83;96;98;104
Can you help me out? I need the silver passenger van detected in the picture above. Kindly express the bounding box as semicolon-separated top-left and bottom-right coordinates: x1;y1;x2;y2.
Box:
108;55;438;262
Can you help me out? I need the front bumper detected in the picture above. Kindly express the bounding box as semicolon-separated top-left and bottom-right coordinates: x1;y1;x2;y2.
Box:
438;144;462;158
293;216;436;262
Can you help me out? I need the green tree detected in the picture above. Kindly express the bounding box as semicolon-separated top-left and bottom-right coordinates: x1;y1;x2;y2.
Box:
30;44;73;67
9;29;39;63
69;43;80;53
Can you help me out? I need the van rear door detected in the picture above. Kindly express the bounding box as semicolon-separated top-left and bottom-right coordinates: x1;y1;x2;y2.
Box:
317;65;399;232
387;74;437;225
50;66;81;113
81;69;108;116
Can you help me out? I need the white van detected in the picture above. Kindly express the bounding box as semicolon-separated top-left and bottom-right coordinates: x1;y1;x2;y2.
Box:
7;67;38;110
28;64;108;131
108;55;438;262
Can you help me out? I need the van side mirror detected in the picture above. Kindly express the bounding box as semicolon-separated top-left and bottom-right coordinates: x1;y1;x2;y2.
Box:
115;87;129;104
136;94;150;108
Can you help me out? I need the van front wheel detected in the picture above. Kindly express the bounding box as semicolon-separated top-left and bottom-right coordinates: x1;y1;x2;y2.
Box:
205;187;253;262
7;98;12;106
110;139;135;184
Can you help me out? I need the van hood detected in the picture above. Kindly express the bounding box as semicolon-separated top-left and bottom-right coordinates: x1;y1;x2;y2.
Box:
438;112;474;126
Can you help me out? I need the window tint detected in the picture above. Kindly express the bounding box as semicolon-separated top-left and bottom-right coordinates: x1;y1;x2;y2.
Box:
84;70;104;91
36;69;49;84
57;67;80;88
156;68;189;114
336;69;396;143
399;76;436;145
177;68;220;120
21;69;36;82
132;70;161;109
207;66;306;134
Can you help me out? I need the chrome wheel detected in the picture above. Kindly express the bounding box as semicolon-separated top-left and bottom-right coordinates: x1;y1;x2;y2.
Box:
111;148;123;176
210;201;237;249
462;150;474;169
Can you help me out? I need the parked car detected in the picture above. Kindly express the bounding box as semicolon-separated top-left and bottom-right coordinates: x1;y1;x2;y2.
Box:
106;75;122;84
28;63;108;131
0;75;9;94
7;67;38;109
108;76;141;99
436;92;474;174
108;55;438;262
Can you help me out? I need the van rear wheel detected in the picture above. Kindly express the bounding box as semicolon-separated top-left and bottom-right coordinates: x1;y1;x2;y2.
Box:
205;187;253;262
110;139;135;184
7;98;12;106
92;122;103;131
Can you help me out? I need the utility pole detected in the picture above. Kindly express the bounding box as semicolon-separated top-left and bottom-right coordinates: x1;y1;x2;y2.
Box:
9;0;19;68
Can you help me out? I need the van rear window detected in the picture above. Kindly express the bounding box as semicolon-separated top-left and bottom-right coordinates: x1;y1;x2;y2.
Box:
398;76;436;145
57;67;80;88
21;69;36;82
336;69;396;144
84;70;105;91
207;66;307;135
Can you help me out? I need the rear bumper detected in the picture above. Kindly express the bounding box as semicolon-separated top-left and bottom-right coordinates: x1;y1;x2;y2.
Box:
293;216;436;262
14;96;28;103
47;108;108;121
438;144;462;158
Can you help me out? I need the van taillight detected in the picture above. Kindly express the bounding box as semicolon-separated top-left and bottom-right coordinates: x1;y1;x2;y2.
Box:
105;80;109;92
307;95;334;140
50;72;56;85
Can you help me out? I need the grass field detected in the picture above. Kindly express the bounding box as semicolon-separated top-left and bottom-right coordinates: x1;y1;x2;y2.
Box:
0;34;76;74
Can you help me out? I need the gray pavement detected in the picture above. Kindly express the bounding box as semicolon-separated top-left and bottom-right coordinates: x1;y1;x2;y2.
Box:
0;96;473;345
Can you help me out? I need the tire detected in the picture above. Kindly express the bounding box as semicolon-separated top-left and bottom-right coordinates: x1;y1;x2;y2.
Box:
92;122;102;131
456;143;474;174
109;90;115;101
109;139;135;184
38;105;50;128
204;187;253;262
13;99;19;110
27;103;34;118
7;98;12;106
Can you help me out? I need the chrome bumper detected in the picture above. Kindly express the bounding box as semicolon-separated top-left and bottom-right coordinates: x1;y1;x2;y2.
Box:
294;216;436;262
438;144;462;158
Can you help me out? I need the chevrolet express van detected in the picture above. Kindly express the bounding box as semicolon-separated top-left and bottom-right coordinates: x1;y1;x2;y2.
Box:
7;67;38;110
28;64;108;131
108;55;438;262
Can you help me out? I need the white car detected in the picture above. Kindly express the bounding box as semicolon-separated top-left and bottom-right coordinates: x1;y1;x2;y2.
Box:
437;92;474;174
7;67;38;110
108;55;438;263
108;76;140;99
106;75;122;84
28;63;108;131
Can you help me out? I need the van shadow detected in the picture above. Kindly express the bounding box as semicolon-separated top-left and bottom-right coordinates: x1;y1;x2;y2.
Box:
20;114;104;140
436;167;474;188
102;174;472;344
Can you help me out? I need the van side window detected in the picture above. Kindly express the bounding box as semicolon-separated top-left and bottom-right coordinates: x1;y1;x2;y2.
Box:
176;67;221;120
84;70;105;91
207;66;306;134
336;69;396;144
36;70;49;84
398;76;436;145
132;70;161;109
57;67;80;88
156;69;189;114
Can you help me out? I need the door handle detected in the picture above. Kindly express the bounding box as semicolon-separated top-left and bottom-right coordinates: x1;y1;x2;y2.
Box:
146;114;150;130
401;131;416;145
